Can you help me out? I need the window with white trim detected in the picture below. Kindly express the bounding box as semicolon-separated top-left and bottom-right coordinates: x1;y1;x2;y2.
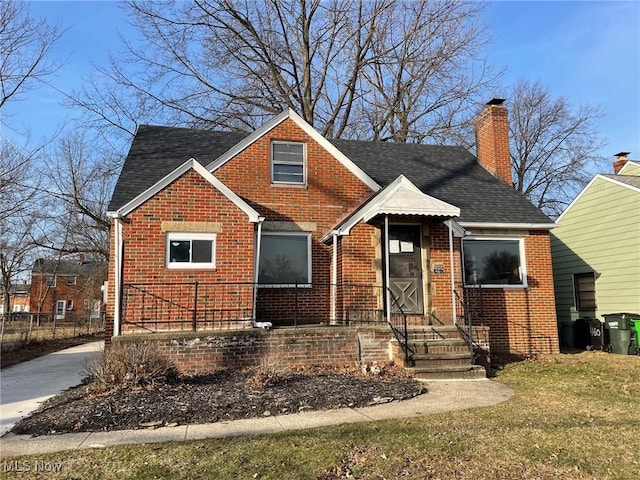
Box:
166;233;216;269
463;238;525;286
258;233;311;285
271;141;305;184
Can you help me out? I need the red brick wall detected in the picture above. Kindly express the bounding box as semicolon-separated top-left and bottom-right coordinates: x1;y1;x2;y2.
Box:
429;222;463;323
463;231;559;356
214;118;374;322
107;118;375;334
112;169;256;334
29;273;101;318
114;327;392;372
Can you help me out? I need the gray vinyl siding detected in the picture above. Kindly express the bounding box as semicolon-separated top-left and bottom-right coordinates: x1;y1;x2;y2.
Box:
552;176;640;323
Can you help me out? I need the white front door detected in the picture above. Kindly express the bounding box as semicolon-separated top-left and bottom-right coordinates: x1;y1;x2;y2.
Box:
56;300;66;320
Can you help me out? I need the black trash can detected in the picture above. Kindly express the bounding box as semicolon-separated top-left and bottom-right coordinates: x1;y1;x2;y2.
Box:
587;318;604;351
602;313;635;355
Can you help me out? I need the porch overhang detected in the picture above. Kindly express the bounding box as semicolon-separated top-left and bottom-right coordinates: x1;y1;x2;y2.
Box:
321;174;460;242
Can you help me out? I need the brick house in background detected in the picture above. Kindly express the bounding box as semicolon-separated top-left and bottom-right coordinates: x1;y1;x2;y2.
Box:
0;283;30;315
106;100;559;370
30;257;106;321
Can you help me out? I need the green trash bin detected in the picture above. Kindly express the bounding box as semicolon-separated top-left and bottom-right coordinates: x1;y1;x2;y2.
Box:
602;313;634;355
629;317;640;355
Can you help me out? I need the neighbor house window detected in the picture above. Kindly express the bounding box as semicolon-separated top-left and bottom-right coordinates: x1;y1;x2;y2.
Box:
271;141;305;184
463;238;525;286
166;233;216;269
574;272;596;309
64;276;77;285
258;233;311;285
46;276;56;287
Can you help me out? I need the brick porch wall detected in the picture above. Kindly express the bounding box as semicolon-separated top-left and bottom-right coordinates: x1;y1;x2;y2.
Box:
114;326;393;373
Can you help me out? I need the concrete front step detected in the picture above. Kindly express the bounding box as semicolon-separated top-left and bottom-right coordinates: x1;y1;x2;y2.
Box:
408;339;470;355
409;364;487;380
406;325;463;341
411;352;472;368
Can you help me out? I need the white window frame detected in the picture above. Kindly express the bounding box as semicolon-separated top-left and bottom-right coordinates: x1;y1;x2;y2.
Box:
64;276;77;285
271;141;306;185
166;232;217;269
258;232;312;287
462;236;528;288
46;276;56;287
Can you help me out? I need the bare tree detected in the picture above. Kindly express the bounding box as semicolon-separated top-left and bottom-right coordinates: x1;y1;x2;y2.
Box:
68;0;497;144
508;80;606;216
355;1;497;142
34;132;113;262
0;0;63;112
0;215;39;321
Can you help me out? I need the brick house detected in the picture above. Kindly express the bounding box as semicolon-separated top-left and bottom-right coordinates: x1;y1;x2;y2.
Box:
106;100;559;372
0;283;30;315
29;257;106;321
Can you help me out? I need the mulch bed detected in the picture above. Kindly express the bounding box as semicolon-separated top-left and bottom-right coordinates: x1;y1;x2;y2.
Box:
11;365;426;436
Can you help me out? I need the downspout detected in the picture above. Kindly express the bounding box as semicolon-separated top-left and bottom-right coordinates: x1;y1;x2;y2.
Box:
448;220;457;324
252;218;265;326
113;217;123;336
384;215;391;323
331;232;338;324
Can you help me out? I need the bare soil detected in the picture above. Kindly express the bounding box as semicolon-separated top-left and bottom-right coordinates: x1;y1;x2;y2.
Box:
11;364;426;436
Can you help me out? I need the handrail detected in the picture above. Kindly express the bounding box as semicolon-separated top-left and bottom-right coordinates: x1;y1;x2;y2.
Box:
386;287;413;364
454;288;475;364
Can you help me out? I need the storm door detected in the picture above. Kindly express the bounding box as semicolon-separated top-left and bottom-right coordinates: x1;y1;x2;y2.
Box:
387;225;424;314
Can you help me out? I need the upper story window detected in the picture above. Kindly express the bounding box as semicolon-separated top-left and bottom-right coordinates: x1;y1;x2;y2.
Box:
271;141;305;185
166;232;216;269
64;276;77;285
46;276;56;287
462;237;526;287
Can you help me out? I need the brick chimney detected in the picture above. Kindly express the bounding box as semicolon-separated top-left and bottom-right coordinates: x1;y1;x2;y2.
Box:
613;152;630;174
475;99;513;186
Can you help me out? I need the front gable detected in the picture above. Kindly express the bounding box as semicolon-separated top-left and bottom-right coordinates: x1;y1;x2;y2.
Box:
208;109;380;192
211;111;378;230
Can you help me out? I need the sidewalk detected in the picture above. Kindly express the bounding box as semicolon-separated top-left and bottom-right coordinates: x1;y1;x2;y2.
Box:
0;378;513;458
0;341;104;437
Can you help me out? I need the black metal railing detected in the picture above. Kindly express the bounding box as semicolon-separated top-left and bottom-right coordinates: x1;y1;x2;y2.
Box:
454;284;485;364
386;287;413;363
121;282;393;331
120;281;416;363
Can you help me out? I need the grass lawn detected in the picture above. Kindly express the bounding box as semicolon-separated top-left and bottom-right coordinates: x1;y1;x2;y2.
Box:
2;351;639;479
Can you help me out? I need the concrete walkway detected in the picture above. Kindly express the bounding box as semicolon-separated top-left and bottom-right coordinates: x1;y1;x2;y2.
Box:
0;341;104;438
0;376;513;458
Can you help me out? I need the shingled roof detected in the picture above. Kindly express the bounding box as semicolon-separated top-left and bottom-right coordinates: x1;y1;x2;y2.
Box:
31;259;106;276
109;124;552;226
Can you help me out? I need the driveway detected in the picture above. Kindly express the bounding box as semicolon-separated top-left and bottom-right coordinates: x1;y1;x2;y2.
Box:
0;341;104;437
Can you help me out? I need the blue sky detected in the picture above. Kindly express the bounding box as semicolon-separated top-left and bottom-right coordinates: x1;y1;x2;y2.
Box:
3;0;639;172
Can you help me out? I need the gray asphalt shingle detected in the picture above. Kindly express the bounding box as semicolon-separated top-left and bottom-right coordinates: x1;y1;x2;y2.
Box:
109;124;552;225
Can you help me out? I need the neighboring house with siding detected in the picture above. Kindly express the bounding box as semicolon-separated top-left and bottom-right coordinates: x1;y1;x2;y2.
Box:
551;154;640;335
106;101;559;372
